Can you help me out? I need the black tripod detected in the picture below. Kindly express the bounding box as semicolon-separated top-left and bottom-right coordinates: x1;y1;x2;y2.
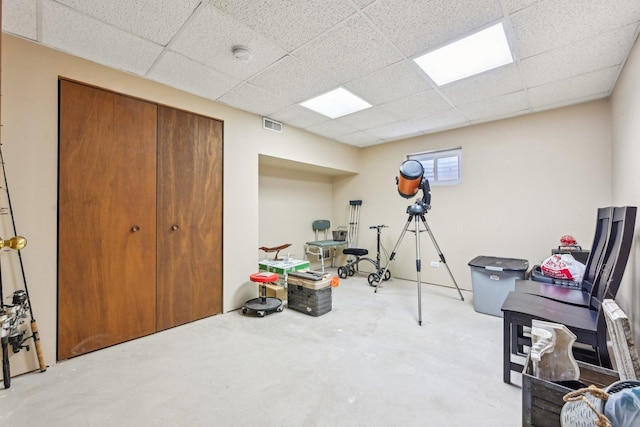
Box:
372;200;464;325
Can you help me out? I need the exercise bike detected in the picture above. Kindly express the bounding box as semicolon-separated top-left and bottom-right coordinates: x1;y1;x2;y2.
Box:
337;225;391;286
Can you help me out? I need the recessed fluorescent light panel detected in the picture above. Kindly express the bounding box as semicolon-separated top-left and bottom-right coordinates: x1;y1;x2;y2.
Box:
414;22;514;86
300;87;371;119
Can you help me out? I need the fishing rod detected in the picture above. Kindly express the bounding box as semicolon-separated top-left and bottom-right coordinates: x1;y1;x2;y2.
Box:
0;144;46;374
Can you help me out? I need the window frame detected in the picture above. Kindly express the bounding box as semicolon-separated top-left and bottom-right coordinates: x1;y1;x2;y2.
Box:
406;147;462;186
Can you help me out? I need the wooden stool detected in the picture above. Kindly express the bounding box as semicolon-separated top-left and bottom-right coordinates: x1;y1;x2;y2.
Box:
242;272;283;317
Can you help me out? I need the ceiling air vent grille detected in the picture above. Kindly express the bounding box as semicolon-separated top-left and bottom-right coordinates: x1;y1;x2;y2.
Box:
263;117;283;133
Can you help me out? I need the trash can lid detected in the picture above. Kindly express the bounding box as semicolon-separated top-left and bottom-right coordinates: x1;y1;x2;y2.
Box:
468;256;528;271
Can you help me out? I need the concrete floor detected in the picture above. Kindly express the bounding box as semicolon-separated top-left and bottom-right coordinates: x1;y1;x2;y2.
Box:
1;271;521;426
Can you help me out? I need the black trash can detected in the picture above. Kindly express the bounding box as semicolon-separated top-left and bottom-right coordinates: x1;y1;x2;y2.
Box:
468;256;529;317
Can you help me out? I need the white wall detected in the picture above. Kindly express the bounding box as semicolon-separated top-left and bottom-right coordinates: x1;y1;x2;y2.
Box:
258;165;335;268
0;33;360;375
4;28;637;378
611;35;640;340
334;101;612;294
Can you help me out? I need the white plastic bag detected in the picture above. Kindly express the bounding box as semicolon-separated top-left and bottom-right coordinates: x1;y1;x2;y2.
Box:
541;254;586;282
604;384;640;427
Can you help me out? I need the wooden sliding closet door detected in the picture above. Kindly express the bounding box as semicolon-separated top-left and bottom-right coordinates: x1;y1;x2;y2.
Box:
156;106;223;330
58;80;158;359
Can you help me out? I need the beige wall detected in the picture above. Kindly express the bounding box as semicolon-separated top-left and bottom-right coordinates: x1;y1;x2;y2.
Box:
4;28;637;377
611;35;640;340
258;165;335;268
1;33;360;375
333;101;612;294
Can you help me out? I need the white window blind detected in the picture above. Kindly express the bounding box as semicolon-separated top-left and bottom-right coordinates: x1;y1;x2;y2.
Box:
406;147;462;186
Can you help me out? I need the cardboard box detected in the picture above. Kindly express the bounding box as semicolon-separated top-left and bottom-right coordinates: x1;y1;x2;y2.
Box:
258;258;310;276
258;283;286;301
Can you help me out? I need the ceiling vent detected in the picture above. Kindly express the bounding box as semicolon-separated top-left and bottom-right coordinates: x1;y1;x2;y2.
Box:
263;117;283;133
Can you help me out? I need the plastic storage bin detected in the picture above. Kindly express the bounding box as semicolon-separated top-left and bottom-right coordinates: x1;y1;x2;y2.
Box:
468;256;529;317
287;273;333;316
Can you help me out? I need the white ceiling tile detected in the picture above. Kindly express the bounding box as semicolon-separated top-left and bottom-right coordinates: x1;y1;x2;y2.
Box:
294;14;403;83
207;0;356;52
41;1;163;76
531;92;608;113
528;66;620;109
366;121;423;140
438;64;524;106
217;83;292;116
365;0;502;57
459;91;530;122
304;119;358;139
269;105;329;129
520;24;638;88
2;0;38;40
470;109;529;126
248;56;338;103
147;51;241;101
335;131;384;147
404;109;469;133
54;0;200;46
511;0;640;59
380;90;452;120
352;0;378;9
344;60;433;105
504;0;543;14
171;4;287;81
337;106;400;130
5;0;640;147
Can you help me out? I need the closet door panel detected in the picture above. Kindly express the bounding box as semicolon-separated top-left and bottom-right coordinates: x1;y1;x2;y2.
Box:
157;106;223;330
58;80;157;359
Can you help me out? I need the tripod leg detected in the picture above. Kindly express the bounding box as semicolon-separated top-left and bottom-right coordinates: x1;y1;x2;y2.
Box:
373;216;413;293
413;215;423;326
420;216;465;301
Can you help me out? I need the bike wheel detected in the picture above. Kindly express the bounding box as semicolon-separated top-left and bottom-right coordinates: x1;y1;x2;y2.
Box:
383;270;391;281
337;266;348;279
367;273;379;287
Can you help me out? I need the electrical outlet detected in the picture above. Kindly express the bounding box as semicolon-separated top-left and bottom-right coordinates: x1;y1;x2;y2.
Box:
430;261;440;268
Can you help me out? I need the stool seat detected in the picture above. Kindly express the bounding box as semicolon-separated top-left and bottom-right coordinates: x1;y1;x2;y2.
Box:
250;272;279;283
244;272;283;318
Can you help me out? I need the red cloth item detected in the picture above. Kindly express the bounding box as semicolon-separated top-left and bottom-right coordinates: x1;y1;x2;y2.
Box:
560;235;577;246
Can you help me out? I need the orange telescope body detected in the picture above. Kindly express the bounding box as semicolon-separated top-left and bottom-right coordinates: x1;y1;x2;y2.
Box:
397;160;424;198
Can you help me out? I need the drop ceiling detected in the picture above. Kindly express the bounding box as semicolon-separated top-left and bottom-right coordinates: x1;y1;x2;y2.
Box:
3;0;640;147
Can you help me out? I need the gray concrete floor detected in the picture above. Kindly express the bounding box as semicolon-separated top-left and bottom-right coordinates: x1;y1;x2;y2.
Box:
1;271;521;426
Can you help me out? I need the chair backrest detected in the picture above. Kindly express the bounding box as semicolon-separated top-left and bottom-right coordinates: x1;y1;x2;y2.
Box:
582;206;614;287
312;220;331;240
591;206;637;311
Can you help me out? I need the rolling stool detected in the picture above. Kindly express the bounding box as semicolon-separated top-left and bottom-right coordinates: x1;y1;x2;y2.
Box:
242;272;283;317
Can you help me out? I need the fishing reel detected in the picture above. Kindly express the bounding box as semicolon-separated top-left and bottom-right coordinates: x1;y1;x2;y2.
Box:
1;290;30;354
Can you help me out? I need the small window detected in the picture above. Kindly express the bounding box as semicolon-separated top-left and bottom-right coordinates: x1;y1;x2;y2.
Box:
406;147;462;186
